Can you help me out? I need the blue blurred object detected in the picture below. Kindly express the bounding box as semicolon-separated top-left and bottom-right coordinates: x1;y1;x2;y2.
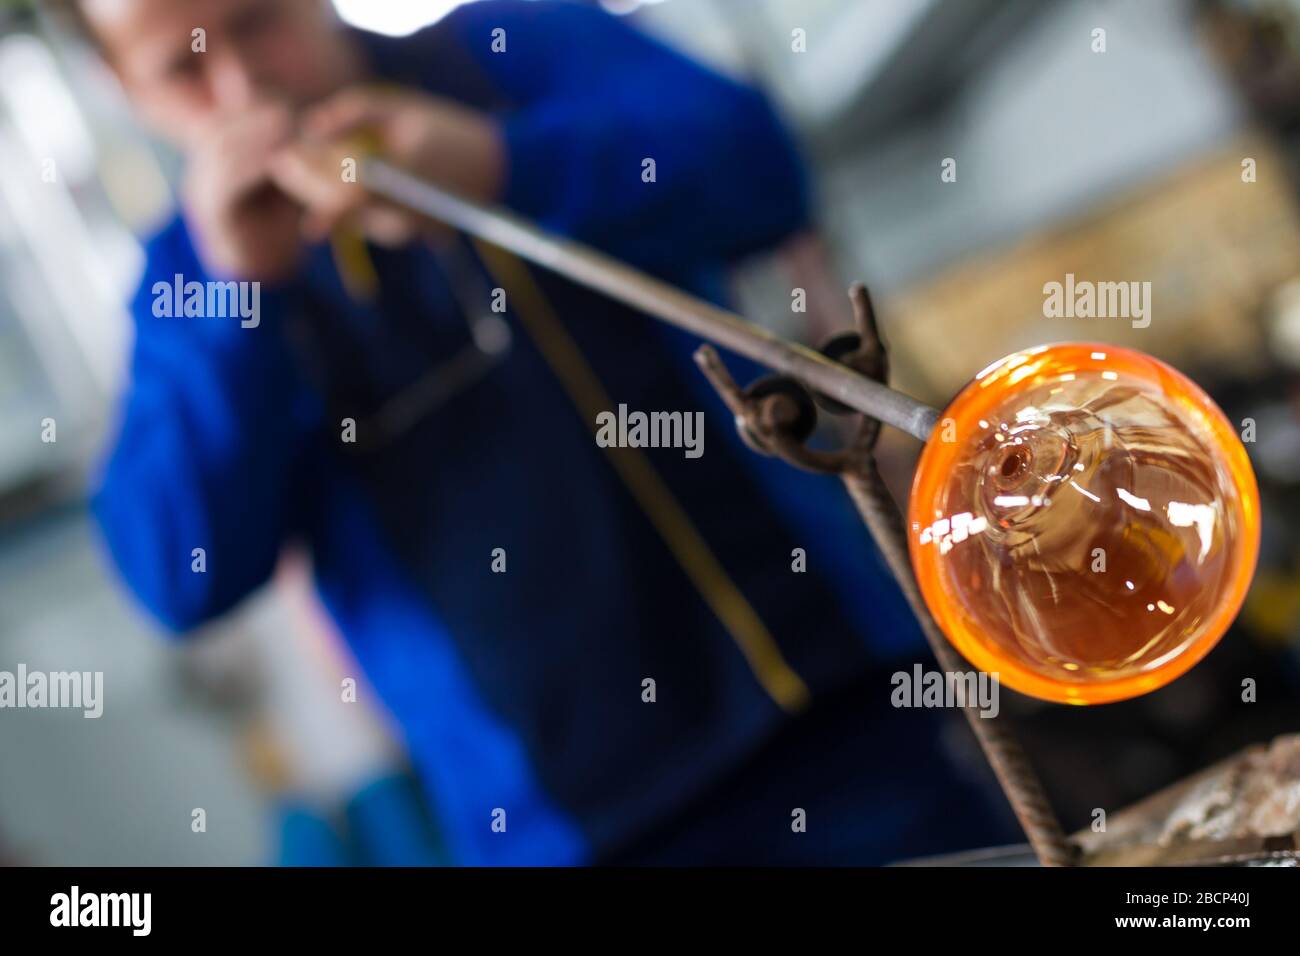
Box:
276;774;448;867
275;804;351;868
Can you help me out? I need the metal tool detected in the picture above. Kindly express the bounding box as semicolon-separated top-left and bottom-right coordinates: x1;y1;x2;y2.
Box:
361;158;942;442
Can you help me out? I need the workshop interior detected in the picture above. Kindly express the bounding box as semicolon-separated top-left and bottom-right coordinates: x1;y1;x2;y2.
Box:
0;0;1298;868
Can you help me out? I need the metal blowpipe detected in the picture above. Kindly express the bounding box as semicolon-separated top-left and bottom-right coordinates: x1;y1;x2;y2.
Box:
361;159;941;442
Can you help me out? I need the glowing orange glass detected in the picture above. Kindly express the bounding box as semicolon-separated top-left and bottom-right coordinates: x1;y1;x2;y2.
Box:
908;343;1260;705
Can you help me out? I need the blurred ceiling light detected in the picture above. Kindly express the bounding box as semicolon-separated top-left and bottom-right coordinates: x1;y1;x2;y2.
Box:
1266;278;1300;371
331;0;475;36
0;35;96;183
599;0;668;14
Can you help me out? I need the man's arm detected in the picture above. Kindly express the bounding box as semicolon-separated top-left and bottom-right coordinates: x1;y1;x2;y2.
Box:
274;3;809;277
92;219;315;633
451;0;811;271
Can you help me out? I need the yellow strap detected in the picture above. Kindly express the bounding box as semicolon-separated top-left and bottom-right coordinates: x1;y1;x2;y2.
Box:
473;241;811;714
331;227;380;302
331;131;385;302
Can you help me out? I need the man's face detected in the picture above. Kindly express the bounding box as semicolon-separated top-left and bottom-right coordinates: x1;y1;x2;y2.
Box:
84;0;361;148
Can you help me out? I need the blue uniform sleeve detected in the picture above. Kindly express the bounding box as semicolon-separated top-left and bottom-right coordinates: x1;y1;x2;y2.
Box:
92;218;315;633
444;0;811;272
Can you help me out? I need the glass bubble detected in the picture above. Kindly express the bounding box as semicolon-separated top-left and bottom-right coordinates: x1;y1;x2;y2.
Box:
908;343;1260;704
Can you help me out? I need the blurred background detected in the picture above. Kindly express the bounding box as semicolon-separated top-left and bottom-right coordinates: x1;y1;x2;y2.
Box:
0;0;1298;864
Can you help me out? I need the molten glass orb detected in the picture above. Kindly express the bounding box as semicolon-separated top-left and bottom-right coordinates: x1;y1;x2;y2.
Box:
908;343;1259;705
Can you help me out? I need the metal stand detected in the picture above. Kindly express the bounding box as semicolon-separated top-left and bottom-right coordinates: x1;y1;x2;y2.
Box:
697;285;1075;867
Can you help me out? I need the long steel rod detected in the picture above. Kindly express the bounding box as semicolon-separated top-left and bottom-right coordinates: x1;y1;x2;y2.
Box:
363;159;941;442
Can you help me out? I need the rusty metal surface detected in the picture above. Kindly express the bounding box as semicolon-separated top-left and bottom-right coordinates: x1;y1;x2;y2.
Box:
1074;735;1300;867
902;736;1300;866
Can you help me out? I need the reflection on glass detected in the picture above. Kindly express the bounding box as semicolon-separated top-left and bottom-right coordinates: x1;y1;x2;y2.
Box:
909;343;1260;704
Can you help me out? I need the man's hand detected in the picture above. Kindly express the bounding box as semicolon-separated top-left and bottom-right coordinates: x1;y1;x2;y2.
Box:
269;86;506;248
181;102;306;282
